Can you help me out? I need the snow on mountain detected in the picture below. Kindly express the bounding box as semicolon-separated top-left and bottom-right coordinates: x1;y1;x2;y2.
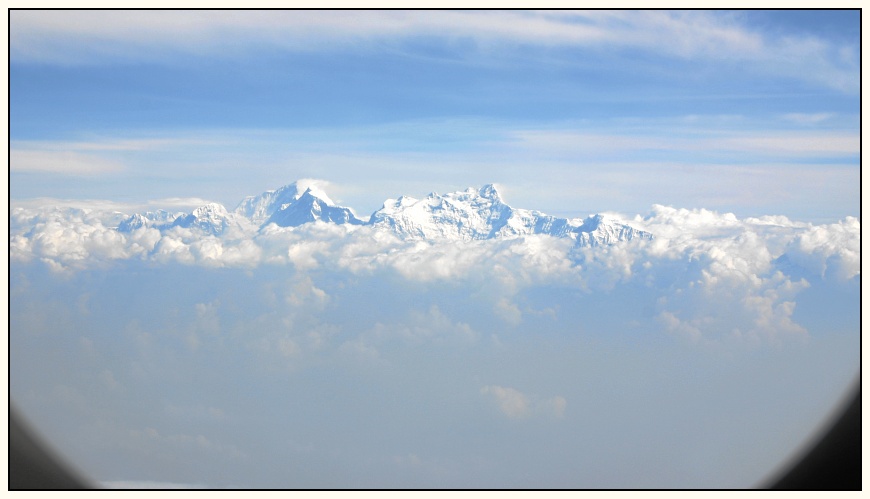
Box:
234;180;363;228
265;187;364;228
170;203;236;235
119;202;248;236
234;181;310;224
572;214;653;247
368;184;651;246
116;181;653;245
370;184;529;240
117;209;184;232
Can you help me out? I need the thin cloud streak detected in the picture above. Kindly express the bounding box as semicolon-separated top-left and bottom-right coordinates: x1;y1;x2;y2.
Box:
10;149;125;175
10;10;857;92
510;129;859;157
9;119;859;221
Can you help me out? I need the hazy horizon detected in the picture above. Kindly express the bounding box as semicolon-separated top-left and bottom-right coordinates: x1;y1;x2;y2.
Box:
9;8;860;489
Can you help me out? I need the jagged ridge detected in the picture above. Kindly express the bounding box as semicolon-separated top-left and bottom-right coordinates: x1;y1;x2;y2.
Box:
117;181;653;246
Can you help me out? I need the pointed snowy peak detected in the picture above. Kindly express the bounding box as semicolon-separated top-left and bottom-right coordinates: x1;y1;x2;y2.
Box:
572;214;653;247
478;184;503;202
369;184;521;241
117;209;183;232
235;183;301;223
192;203;230;219
368;184;655;245
172;202;233;235
264;187;363;228
301;184;335;206
576;214;606;232
235;179;335;224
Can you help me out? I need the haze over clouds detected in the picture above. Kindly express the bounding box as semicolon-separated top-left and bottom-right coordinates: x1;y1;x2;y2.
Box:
9;8;859;489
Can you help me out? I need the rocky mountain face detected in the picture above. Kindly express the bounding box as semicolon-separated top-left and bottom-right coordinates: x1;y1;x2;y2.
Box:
117;181;653;246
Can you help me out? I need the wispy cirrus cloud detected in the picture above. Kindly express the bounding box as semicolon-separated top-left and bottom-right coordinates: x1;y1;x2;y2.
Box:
10;10;857;92
781;113;836;125
9;117;859;222
509;128;859;159
10;137;210;175
10;149;125;175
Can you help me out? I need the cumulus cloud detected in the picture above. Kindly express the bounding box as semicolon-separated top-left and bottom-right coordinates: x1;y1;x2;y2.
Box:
365;305;478;346
8;202;860;345
781;216;860;281
481;385;531;419
9;198;858;488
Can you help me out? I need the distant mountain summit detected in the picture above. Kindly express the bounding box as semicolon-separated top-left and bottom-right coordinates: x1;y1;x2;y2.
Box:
370;184;523;240
170;203;235;235
369;184;652;246
234;180;363;228
265;187;365;228
117;209;181;232
116;181;653;246
234;182;305;224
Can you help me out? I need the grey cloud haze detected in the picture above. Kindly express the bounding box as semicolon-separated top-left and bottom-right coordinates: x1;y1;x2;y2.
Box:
11;198;859;487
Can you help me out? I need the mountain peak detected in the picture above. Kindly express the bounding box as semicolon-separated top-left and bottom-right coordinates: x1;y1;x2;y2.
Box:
192;203;229;218
235;179;335;224
478;184;501;201
171;202;233;235
300;185;334;206
121;180;652;246
264;183;362;228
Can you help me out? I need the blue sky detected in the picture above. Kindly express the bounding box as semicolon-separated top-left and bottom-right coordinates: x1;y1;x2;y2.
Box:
8;10;862;489
10;9;860;220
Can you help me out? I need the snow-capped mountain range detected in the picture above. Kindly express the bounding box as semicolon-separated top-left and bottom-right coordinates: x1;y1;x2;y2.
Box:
117;181;653;246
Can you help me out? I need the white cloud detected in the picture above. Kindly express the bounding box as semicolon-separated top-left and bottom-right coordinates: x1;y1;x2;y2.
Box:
493;298;522;326
285;276;329;311
147;197;219;210
481;385;530;419
366;305;478;346
10;119;858;222
11;149;124;175
10;10;857;92
716;133;858;156
511;128;859;158
781;113;835;125
13;137;194;152
286;240;330;271
9;201;859;346
781;216;860;281
10;138;208;175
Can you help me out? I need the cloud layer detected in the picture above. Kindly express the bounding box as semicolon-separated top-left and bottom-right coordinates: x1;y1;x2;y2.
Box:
9;201;859;348
11;11;857;92
10;200;859;488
